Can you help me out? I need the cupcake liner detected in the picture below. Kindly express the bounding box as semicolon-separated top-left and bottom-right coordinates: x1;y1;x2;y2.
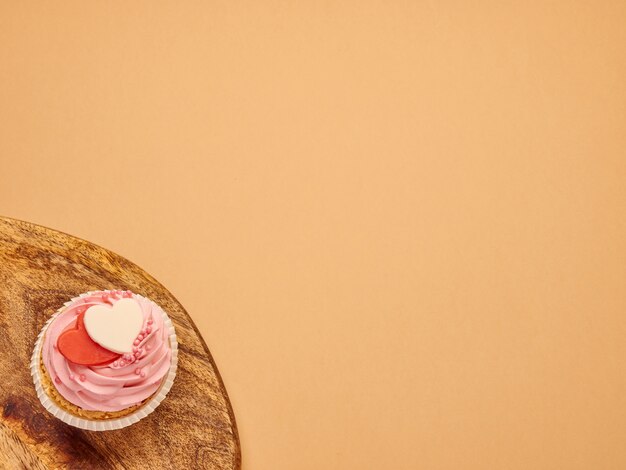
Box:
30;291;178;431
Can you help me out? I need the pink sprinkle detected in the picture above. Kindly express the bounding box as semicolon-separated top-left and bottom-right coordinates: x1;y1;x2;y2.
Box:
134;349;141;357
124;290;132;298
79;374;86;382
132;346;138;352
135;368;141;375
55;376;61;384
140;371;146;378
69;373;75;380
146;327;152;334
137;334;144;341
147;319;153;325
120;360;126;366
133;339;140;346
102;293;109;301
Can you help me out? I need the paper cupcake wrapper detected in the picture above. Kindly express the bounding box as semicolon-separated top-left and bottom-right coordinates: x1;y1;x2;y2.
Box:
30;290;178;431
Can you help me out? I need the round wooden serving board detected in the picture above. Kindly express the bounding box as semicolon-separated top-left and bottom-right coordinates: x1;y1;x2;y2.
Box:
0;217;240;470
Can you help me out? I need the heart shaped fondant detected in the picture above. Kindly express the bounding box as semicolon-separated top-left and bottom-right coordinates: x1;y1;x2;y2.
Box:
84;297;143;354
57;313;122;365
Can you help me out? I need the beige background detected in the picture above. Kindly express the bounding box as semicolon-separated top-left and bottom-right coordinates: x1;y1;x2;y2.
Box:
1;2;625;469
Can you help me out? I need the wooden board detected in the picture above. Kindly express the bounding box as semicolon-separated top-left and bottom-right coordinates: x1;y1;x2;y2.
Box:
0;217;241;470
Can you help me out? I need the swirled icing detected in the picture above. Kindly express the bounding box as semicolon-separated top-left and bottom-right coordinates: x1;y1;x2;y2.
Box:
42;290;172;412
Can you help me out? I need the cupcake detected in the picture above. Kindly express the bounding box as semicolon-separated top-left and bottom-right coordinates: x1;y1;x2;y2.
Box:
31;290;178;430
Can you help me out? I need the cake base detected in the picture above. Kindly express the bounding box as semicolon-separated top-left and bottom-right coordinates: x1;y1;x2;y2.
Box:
38;353;151;420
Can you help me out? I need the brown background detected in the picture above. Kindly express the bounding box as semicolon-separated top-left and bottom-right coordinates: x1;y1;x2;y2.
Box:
1;2;625;469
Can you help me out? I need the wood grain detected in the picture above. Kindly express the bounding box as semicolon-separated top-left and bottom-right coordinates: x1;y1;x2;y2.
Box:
0;217;240;470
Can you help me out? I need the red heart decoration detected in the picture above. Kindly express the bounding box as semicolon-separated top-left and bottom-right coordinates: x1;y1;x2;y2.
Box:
57;312;122;366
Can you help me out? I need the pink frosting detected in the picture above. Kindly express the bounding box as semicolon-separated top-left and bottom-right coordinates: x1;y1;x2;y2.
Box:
42;290;172;412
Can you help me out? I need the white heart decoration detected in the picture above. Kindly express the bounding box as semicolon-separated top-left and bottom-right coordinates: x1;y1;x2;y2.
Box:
84;298;144;353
